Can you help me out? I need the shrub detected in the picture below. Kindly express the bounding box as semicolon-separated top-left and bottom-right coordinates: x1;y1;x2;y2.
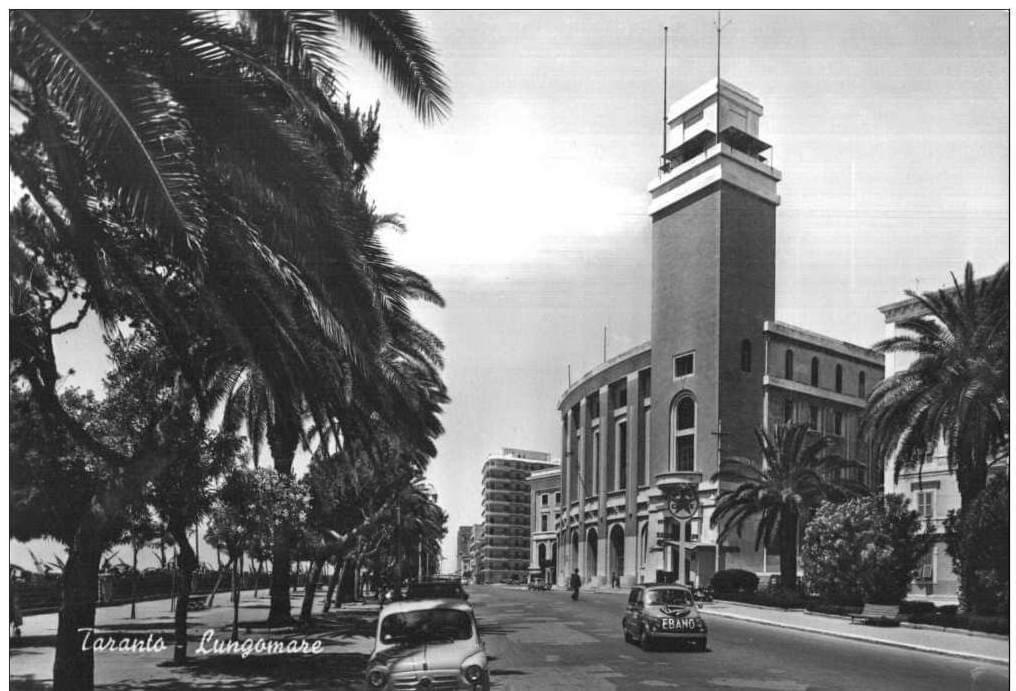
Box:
899;600;937;617
944;476;1009;615
711;569;759;594
803;494;931;605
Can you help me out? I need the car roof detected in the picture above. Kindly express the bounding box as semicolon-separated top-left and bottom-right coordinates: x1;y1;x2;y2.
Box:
633;583;693;591
379;598;474;616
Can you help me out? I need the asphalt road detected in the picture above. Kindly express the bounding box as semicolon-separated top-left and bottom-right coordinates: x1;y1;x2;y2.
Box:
467;584;1009;691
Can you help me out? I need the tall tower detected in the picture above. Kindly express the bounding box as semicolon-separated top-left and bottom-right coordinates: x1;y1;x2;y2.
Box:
647;78;781;576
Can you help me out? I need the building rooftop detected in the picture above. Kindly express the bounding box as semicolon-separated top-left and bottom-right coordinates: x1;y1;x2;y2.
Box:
487;448;554;462
764;320;883;367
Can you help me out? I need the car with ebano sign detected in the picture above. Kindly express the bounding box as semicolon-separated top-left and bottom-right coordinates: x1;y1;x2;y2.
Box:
366;598;490;690
622;584;707;651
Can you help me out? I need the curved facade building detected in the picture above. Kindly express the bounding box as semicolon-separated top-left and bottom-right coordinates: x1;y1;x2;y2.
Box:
552;78;884;588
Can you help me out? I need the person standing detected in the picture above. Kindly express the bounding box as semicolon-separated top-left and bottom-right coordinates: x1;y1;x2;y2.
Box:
569;569;581;600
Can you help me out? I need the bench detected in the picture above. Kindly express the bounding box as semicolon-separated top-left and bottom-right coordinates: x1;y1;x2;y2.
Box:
849;604;899;626
185;594;209;611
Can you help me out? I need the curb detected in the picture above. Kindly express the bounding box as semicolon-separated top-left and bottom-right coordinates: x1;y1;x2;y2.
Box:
704;609;1009;667
580;589;1008;665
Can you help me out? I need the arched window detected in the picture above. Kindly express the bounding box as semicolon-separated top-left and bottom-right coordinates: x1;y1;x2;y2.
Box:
811;357;820;387
835;364;843;393
740;339;752;372
858;371;867;398
671;396;696;471
785;349;794;380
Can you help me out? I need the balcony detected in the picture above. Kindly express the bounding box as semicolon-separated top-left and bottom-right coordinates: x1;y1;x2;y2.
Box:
655;471;702;490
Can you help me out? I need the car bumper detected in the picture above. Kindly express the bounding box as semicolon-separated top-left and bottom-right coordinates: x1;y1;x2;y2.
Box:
380;670;489;690
646;630;706;641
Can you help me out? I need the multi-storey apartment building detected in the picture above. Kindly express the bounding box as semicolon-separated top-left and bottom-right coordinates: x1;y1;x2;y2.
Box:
456;525;475;581
526;467;561;584
478;448;558;584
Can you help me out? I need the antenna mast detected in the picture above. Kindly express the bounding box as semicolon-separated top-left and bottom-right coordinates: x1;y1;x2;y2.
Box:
714;11;731;146
662;25;669;161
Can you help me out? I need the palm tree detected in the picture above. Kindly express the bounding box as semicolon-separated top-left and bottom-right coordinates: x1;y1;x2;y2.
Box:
710;425;867;591
863;262;1009;510
11;11;450;687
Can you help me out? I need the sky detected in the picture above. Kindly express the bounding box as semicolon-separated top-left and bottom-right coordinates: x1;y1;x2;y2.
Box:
14;10;1010;572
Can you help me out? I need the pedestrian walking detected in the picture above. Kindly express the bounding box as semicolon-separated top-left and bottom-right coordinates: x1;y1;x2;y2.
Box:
569;569;581;600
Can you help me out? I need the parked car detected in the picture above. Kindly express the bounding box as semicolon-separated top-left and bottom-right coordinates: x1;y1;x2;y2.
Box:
622;583;708;651
405;580;469;601
365;598;490;690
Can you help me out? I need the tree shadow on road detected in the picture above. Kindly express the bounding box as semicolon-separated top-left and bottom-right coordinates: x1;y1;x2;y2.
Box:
92;651;370;690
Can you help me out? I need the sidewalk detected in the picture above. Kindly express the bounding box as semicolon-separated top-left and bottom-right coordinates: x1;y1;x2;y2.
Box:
10;592;379;689
583;585;1009;666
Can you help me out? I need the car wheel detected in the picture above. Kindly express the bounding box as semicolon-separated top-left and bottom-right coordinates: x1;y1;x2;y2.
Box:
639;627;653;652
623;625;633;644
693;638;707;652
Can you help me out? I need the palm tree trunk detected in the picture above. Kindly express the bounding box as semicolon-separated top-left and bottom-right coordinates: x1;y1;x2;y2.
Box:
268;526;293;623
207;556;235;609
322;556;342;613
299;556;327;624
53;523;102;691
231;556;241;642
170;526;198;664
779;511;798;592
129;542;139;620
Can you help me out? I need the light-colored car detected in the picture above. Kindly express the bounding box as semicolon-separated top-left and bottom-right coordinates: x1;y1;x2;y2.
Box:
622;583;708;652
365;598;490;690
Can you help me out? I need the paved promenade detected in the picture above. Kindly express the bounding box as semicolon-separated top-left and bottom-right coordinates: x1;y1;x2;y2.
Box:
10;592;378;689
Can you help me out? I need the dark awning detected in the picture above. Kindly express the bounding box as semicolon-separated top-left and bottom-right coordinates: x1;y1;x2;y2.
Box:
719;126;771;157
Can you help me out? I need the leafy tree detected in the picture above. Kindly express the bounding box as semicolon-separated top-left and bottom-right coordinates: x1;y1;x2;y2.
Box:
803;495;931;605
944;475;1009;615
711;425;867;591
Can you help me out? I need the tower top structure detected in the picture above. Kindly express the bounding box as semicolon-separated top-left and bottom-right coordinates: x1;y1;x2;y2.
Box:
649;77;781;217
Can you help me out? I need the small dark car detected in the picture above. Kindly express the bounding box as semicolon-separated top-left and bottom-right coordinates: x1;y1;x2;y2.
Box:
622;583;707;651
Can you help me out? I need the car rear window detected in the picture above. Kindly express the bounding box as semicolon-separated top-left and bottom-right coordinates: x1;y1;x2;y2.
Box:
646;589;693;606
407;583;462;598
380;609;472;644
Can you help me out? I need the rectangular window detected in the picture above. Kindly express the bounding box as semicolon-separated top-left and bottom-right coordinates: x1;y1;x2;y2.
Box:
916;491;935;520
676;436;694;471
618;420;628;491
809;405;819;430
917;549;934;582
834;411;843;436
541;493;549;506
783;399;794;423
540;514;548;531
554;492;561;504
673;352;694;378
